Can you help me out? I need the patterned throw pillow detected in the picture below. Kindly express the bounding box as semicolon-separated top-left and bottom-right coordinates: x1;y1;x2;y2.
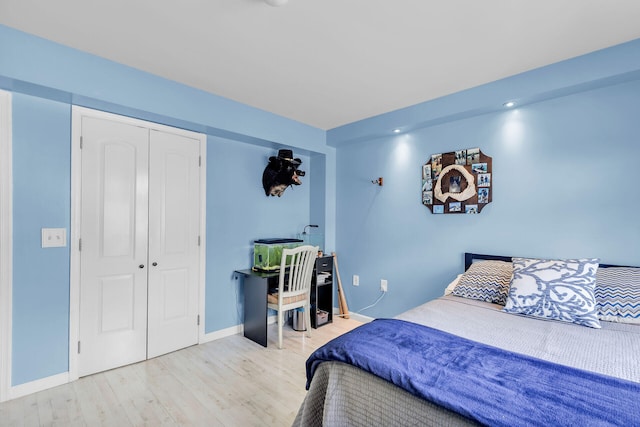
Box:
503;258;601;328
452;260;513;305
595;267;640;324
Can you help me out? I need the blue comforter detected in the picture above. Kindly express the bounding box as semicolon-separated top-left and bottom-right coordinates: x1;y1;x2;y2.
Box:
306;319;640;426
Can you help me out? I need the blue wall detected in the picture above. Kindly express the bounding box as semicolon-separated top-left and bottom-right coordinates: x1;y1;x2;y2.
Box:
206;136;311;330
1;24;328;386
334;79;640;318
12;94;71;384
3;21;640;388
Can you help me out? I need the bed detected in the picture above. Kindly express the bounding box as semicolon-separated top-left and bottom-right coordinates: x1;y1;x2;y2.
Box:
293;253;640;426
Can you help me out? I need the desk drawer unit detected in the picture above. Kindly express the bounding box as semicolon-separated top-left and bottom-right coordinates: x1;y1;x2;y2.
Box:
311;256;333;328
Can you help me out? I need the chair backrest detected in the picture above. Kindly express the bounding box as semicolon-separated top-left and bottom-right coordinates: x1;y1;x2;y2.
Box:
278;245;319;299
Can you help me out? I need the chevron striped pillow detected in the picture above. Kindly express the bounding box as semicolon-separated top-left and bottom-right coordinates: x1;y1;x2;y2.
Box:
452;260;512;305
595;267;640;324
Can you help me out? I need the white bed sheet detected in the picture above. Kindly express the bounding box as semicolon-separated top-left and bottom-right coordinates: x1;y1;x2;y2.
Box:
397;295;640;383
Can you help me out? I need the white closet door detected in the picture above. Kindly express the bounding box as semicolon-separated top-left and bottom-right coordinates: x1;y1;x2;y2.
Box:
78;117;149;377
147;130;200;358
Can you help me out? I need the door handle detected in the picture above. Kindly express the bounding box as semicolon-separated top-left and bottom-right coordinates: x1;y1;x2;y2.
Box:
139;264;145;269
152;262;158;266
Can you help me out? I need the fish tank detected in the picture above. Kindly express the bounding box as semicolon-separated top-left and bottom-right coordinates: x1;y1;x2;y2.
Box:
253;238;304;272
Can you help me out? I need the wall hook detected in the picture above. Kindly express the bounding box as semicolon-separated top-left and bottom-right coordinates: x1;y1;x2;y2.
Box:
372;177;383;186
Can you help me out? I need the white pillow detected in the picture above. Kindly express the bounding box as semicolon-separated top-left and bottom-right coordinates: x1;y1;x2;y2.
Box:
503;257;601;328
444;274;462;296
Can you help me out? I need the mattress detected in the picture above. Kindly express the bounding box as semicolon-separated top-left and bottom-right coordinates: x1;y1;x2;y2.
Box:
293;295;640;426
399;295;640;382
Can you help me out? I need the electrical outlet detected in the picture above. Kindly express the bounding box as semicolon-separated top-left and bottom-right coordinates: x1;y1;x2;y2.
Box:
352;274;359;286
380;279;388;292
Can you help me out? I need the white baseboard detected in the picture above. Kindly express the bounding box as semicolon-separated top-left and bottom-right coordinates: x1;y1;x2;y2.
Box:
348;312;375;323
200;315;277;344
333;307;374;323
200;323;243;343
9;372;69;401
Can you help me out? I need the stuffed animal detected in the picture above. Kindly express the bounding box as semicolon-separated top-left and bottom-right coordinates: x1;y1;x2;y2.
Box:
262;149;305;197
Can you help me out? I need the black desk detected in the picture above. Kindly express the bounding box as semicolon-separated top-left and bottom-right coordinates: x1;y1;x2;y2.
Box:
235;269;279;347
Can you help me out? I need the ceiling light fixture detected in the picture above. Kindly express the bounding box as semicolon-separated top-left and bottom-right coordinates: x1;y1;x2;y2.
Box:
393;129;401;133
264;0;289;6
503;101;516;108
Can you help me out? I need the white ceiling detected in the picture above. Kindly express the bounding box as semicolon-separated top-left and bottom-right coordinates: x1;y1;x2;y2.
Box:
2;0;640;130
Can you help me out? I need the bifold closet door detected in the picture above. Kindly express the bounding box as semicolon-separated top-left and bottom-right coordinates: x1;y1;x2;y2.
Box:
79;117;150;377
147;129;200;359
78;116;201;377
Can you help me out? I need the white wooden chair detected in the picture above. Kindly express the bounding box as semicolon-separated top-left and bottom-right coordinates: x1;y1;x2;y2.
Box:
267;245;319;349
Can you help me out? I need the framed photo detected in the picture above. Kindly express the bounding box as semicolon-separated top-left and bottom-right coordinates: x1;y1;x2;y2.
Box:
472;163;487;174
478;188;490;204
449;175;461;193
465;205;478;214
466;148;480;165
422;148;492;214
432;163;442;180
422;164;431;180
422;191;433;205
478;173;491;187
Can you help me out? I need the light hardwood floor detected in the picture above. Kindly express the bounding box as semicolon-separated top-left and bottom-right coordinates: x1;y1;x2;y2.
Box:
1;317;362;427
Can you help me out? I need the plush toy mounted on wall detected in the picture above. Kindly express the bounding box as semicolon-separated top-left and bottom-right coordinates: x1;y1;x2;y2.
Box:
262;149;305;197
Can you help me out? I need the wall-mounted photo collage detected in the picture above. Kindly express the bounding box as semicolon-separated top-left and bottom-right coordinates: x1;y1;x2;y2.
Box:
421;148;492;214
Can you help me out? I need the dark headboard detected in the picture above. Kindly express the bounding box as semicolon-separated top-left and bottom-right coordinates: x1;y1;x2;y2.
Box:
464;252;636;271
464;253;511;270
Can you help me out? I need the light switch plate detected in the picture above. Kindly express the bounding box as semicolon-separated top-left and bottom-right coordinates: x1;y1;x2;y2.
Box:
41;228;67;248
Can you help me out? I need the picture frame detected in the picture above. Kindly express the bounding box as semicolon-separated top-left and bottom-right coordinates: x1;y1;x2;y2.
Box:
421;148;492;214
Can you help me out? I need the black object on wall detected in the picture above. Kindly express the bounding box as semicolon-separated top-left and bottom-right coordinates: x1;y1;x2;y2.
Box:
262;149;305;197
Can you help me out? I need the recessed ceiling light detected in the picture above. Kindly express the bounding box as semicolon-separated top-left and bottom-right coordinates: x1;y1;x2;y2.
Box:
393;129;401;133
503;101;516;108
